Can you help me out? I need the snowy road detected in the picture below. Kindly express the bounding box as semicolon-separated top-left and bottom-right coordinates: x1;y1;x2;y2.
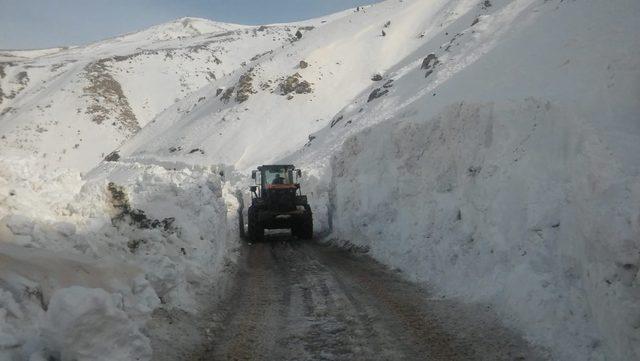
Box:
190;237;548;361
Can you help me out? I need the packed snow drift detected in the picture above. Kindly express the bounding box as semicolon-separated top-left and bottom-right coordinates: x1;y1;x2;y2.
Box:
1;0;638;360
329;100;639;361
0;156;235;360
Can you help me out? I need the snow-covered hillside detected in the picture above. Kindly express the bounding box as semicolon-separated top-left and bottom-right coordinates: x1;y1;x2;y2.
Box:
0;17;332;171
117;1;451;168
1;0;638;360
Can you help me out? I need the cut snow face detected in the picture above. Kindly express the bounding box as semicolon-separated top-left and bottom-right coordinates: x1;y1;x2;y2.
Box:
42;286;153;361
329;100;640;361
0;157;236;360
0;243;158;361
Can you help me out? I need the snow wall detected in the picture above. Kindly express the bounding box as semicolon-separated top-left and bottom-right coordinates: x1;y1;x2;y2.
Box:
329;100;640;361
0;158;236;361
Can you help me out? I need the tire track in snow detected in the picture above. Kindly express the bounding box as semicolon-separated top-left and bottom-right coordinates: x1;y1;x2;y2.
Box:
193;236;549;360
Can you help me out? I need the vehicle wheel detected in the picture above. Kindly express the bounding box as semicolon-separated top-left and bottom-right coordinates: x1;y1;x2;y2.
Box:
291;224;301;238
299;205;313;240
247;206;264;242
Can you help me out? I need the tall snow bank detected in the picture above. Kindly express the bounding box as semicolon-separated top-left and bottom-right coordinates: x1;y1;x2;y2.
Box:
0;243;157;361
286;2;640;358
0;157;236;360
329;100;640;360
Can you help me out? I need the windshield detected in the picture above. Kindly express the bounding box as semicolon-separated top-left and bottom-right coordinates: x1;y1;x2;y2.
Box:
263;167;292;185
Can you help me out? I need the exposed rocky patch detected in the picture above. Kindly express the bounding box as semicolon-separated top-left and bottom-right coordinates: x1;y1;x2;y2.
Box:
368;88;389;102
109;43;223;65
83;60;140;133
421;54;440;78
330;114;344;128
15;71;28;86
104;151;120;162
0;63;8;105
279;73;313;95
188;148;205;155
218;69;257;103
127;238;147;254
444;33;463;52
108;182;176;232
220;87;235;103
50;61;74;72
291;26;314;43
259;80;272;90
0;106;13;116
235;70;256;103
0;63;9;79
0;66;29;106
250;50;273;62
367;79;394;102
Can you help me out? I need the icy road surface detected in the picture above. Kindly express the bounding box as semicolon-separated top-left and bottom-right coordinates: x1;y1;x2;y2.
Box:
189;237;549;361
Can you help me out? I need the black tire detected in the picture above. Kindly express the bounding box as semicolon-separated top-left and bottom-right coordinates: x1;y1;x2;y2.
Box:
291;224;301;238
247;206;264;242
238;208;246;240
299;205;313;240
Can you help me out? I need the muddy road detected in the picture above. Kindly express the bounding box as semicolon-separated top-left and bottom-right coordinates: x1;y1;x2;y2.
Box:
189;237;548;361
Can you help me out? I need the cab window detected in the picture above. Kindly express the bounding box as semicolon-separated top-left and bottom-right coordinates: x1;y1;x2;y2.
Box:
263;168;291;185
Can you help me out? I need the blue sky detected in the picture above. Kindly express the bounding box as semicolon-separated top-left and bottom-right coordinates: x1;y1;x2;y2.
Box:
0;0;378;50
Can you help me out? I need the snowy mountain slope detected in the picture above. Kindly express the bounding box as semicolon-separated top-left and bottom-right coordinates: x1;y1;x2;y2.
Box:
116;0;469;169
108;17;247;44
0;17;334;171
1;0;638;360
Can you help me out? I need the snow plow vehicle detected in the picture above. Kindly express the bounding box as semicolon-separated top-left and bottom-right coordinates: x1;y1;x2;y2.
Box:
246;164;313;242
